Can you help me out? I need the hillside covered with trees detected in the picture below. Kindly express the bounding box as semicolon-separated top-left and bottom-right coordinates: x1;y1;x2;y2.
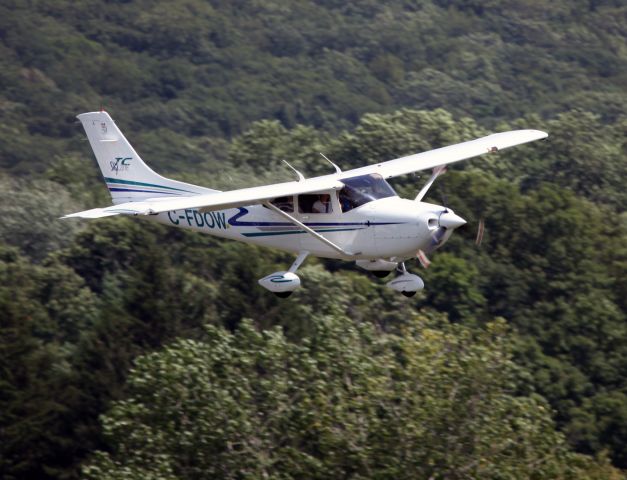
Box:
1;1;626;479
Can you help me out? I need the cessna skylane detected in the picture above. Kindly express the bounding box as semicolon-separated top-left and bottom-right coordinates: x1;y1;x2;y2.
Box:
64;111;547;297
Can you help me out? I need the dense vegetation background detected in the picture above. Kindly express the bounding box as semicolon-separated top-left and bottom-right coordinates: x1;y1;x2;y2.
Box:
1;1;626;479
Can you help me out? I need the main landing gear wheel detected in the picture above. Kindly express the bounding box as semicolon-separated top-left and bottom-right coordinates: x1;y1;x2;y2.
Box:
372;270;391;278
274;291;293;298
401;290;417;297
258;251;309;298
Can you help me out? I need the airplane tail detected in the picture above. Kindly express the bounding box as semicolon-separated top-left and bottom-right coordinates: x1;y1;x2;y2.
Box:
77;111;215;204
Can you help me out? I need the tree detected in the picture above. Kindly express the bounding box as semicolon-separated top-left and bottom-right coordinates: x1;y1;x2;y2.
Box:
0;176;83;261
420;253;487;322
0;246;99;479
83;315;615;479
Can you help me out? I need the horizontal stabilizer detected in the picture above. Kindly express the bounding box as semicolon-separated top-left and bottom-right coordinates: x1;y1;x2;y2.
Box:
62;208;122;219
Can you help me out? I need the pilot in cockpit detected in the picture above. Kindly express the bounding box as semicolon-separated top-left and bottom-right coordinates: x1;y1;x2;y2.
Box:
312;194;331;213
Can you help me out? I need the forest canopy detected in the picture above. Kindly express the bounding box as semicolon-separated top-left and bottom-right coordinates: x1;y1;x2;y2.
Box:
1;0;627;173
0;1;626;479
82;316;617;480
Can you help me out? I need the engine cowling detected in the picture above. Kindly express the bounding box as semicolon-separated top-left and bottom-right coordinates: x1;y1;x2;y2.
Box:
386;273;424;297
258;271;301;297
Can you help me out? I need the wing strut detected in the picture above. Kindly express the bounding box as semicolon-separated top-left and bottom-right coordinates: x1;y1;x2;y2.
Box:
415;166;446;202
263;202;360;258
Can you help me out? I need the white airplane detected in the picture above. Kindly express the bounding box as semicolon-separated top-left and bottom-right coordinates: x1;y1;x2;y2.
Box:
64;111;547;297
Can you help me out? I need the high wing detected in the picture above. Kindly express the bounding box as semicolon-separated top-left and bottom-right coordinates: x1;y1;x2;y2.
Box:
339;129;548;180
64;129;547;219
63;176;344;218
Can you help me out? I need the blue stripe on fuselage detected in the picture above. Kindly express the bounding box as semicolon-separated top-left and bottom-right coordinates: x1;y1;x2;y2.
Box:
228;207;402;228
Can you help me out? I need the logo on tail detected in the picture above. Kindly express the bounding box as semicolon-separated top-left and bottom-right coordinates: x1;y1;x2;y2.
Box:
110;157;132;175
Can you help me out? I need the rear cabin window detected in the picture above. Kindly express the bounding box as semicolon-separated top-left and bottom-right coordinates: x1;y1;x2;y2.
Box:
298;194;333;214
263;196;294;212
339;174;396;212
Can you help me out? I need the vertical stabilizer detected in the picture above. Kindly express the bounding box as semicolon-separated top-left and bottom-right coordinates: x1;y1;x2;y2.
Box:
77;111;215;204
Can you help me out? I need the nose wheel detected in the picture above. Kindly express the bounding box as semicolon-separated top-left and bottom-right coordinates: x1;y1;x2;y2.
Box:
274;291;293;298
386;262;424;297
372;270;391;278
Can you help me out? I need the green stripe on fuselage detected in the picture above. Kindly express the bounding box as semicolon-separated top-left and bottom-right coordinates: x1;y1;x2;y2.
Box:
104;177;195;193
241;227;364;238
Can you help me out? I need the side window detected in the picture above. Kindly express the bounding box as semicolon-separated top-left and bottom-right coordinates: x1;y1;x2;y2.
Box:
298;194;333;214
264;196;294;212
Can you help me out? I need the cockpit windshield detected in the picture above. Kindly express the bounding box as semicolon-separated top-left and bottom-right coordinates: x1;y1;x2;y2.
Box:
339;174;397;212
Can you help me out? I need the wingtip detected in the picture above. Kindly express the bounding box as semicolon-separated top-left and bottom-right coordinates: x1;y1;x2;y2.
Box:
506;129;548;142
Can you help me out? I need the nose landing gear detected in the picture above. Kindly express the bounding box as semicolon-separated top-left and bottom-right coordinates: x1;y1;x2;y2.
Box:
386;262;424;297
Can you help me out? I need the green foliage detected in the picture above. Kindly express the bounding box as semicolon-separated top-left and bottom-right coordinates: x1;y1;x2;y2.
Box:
0;175;83;261
84;316;616;479
420;253;487;322
0;246;99;479
496;111;627;209
0;220;218;480
0;0;626;476
427;169;626;464
228;120;328;178
327;108;486;171
1;106;626;478
1;0;627;175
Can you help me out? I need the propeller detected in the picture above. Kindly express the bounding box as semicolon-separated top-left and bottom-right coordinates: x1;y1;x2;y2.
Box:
417;250;431;268
441;193;449;213
422;215;485;265
475;218;485;246
429;222;449;249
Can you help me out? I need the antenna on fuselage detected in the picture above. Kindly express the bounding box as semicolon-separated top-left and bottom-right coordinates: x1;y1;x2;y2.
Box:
282;160;305;182
320;153;342;174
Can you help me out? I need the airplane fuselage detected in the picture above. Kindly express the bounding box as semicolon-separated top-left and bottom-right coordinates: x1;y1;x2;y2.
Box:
149;196;454;261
